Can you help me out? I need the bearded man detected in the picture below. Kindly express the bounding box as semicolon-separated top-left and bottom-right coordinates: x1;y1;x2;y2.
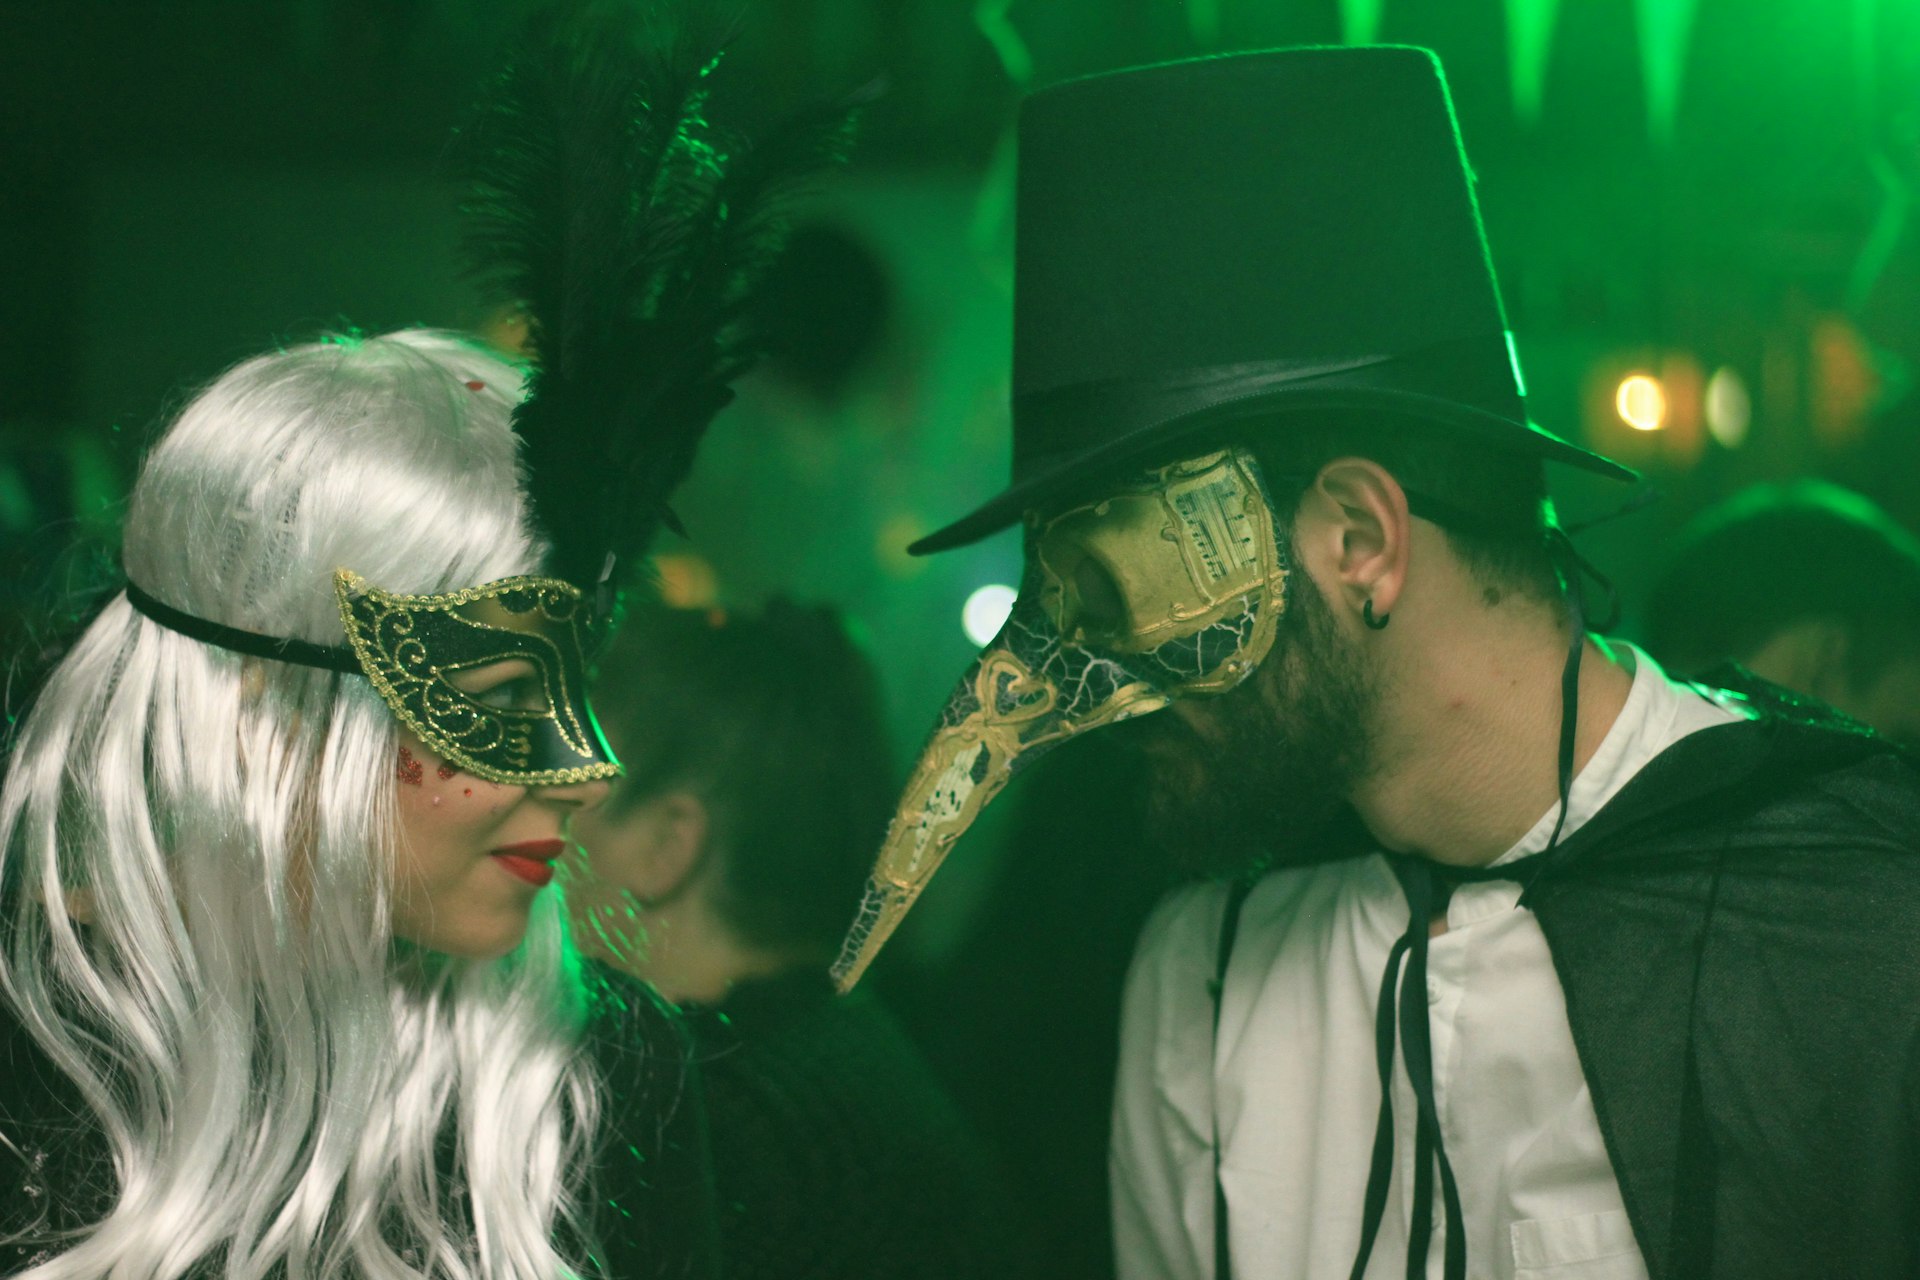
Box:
831;46;1920;1280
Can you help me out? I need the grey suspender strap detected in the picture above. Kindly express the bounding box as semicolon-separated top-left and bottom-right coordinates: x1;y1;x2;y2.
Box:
1210;877;1255;1280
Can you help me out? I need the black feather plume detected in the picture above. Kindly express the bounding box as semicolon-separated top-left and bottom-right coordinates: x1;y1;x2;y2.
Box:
460;3;858;625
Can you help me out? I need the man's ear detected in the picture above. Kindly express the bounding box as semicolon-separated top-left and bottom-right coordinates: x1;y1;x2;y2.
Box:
622;789;711;905
1296;457;1412;619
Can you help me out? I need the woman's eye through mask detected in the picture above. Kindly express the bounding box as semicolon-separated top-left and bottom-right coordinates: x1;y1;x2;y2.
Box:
455;663;553;714
833;446;1289;989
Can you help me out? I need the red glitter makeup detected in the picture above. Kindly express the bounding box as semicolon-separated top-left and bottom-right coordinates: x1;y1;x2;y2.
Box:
397;746;425;787
437;762;458;781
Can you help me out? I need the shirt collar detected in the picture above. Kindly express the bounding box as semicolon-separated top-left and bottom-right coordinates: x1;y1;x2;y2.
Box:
1491;642;1700;867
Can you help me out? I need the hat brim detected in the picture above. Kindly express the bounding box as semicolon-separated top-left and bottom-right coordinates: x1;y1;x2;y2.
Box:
907;389;1636;555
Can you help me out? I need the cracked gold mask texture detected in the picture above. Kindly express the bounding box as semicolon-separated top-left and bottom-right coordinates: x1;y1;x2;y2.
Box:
833;447;1288;990
333;570;620;787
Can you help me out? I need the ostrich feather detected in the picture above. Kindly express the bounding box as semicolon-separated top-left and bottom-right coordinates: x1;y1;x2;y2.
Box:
461;3;857;621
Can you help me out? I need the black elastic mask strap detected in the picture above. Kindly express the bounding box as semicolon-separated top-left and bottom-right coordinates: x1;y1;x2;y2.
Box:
1538;527;1624;860
1513;489;1649;895
125;582;361;674
1544;533;1585;856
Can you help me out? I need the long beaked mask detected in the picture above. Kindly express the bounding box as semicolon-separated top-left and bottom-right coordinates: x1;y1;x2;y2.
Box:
832;446;1289;991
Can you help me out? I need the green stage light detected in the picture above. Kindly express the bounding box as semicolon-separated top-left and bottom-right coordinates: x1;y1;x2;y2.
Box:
1506;0;1561;125
1339;0;1386;45
1634;0;1698;145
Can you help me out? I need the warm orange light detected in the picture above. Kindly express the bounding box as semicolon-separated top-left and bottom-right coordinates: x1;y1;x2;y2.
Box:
1615;374;1667;431
652;553;719;608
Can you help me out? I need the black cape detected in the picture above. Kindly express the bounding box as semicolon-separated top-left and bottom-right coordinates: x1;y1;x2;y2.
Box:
1508;671;1920;1279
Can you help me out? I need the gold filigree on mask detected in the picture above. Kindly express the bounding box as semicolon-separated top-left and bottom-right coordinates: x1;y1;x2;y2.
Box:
334;571;620;787
1035;448;1287;691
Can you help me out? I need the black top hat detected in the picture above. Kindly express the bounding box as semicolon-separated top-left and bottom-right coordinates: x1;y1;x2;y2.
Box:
911;45;1632;555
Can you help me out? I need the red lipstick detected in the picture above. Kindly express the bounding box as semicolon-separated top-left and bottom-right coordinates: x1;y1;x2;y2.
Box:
491;838;566;889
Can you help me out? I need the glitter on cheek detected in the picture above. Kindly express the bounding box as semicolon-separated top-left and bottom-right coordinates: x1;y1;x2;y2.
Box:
437;763;458;781
397;747;425;787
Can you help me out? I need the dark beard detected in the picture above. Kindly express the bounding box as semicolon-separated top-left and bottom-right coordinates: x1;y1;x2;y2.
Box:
1115;571;1378;877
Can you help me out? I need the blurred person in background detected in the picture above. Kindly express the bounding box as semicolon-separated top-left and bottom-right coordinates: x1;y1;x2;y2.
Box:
564;601;1018;1280
1643;480;1920;745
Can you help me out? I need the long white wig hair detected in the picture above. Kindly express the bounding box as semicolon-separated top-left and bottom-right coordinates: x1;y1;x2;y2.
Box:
0;330;601;1279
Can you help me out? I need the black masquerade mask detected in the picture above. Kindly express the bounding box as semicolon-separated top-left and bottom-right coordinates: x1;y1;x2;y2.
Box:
832;446;1289;989
122;7;853;786
334;572;613;786
127;573;615;787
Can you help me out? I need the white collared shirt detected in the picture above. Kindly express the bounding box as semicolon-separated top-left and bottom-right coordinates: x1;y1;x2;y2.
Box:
1112;645;1748;1280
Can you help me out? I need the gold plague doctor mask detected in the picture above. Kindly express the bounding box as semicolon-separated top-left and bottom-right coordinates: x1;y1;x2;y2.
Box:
832;446;1289;991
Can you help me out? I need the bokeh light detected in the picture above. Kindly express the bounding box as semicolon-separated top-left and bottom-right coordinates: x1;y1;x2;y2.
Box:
652;553;719;608
1705;366;1751;448
962;583;1018;647
1615;374;1668;431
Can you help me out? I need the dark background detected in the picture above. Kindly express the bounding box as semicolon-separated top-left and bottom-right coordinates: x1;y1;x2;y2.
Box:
5;2;1918;1274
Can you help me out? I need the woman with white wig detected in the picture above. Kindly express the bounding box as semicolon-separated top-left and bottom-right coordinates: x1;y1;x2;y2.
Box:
2;329;670;1278
0;7;848;1276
